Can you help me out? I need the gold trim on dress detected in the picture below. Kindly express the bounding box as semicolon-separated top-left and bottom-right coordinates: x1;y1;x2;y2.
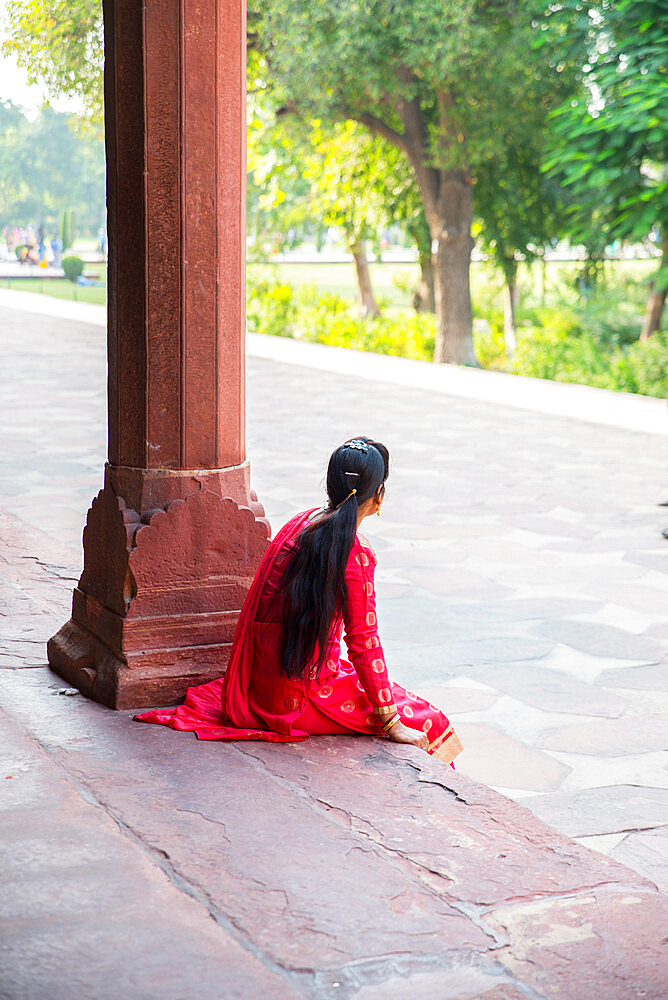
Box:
372;704;398;717
428;726;464;764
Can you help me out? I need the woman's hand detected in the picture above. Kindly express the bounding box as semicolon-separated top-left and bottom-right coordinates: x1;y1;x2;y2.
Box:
386;720;429;751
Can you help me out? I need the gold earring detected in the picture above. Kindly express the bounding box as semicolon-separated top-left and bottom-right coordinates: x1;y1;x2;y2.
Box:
376;507;381;517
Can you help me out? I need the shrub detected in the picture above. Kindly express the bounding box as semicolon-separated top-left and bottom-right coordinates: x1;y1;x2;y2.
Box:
247;276;668;398
513;325;668;398
622;333;668;398
313;312;436;360
248;278;436;359
60;209;70;254
247;280;297;337
473;320;507;370
62;256;84;282
575;298;642;348
513;327;614;387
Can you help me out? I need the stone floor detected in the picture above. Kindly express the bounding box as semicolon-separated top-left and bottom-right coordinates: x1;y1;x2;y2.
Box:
0;510;666;1000
0;290;667;997
1;289;667;890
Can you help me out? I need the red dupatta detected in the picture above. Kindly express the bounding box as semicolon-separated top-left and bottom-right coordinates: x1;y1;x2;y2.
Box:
135;509;314;742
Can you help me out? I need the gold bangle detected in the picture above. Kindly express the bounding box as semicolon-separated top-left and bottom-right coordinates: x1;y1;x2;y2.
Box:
382;714;401;734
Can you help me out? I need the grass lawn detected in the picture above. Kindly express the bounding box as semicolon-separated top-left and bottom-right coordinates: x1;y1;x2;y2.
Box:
0;277;107;305
0;259;108;306
1;257;656;316
248;260;418;309
249;257;658;315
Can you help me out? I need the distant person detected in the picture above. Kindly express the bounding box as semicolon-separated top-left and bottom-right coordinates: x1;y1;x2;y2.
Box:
51;236;63;268
136;437;463;766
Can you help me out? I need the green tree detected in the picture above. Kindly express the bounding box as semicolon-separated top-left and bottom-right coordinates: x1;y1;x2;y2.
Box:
540;0;668;337
0;102;30;226
248;96;419;318
60;207;71;252
246;82;317;257
303;120;411;317
249;0;572;364
475;142;564;353
0;104;105;233
2;0;104;129
373;154;435;313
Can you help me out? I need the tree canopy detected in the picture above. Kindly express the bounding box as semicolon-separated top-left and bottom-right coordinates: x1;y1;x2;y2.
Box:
2;0;103;128
539;0;667;335
541;0;666;245
0;101;105;231
5;0;666;344
249;0;574;362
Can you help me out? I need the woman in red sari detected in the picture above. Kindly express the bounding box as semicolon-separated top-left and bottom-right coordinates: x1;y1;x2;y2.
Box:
136;437;463;765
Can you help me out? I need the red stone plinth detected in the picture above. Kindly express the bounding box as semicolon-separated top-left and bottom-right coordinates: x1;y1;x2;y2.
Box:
48;475;269;709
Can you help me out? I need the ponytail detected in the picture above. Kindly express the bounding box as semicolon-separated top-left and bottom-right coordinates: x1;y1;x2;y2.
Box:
280;437;389;679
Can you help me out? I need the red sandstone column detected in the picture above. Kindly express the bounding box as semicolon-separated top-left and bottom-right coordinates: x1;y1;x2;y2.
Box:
47;0;269;709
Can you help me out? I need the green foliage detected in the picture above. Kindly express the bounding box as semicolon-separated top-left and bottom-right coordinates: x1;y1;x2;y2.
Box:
540;0;668;250
303;120;405;248
60;208;70;251
623;333;668;397
249;0;572;361
62;255;84;281
512;324;668;398
60;208;78;251
247;279;297;337
472;322;507;371
0;102;105;231
576;300;642;348
250;1;568;176
247;100;420;270
247;278;435;359
246;103;315;257
513;326;600;382
2;0;103;129
303;312;436;361
248;269;668;397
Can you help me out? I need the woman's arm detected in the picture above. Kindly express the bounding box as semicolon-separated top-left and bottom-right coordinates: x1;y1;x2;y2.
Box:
342;541;428;749
342;542;397;729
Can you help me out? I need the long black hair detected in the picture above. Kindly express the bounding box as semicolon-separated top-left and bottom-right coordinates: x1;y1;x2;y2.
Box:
280;436;390;679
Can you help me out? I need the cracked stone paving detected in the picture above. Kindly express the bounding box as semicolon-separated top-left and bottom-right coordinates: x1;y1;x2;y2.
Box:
0;292;666;998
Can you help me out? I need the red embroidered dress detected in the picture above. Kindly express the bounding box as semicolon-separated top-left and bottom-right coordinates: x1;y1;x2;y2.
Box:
136;510;463;765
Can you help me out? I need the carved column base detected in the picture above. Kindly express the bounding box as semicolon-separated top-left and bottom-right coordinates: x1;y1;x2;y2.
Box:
48;473;270;709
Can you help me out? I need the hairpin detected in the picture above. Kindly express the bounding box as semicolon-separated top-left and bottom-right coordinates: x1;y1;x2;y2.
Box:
344;439;369;453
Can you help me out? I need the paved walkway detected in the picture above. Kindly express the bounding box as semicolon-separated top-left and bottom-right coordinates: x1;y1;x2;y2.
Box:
1;512;666;1000
0;289;667;997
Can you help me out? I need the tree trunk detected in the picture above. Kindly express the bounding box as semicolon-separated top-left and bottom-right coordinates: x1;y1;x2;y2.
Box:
350;240;380;318
431;177;476;364
410;215;435;313
503;260;518;356
413;247;435;313
640;287;667;340
355;100;475;360
640;238;667;341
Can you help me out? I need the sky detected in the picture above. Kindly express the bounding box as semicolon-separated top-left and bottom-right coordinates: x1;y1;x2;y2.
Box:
0;1;80;117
